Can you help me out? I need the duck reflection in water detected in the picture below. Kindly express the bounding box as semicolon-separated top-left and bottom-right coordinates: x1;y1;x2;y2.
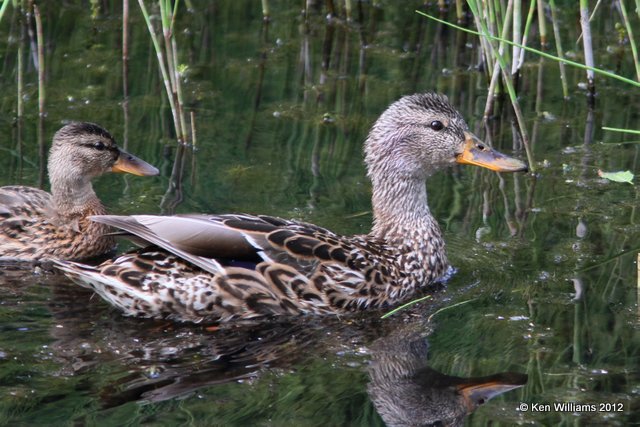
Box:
23;277;526;422
368;325;527;427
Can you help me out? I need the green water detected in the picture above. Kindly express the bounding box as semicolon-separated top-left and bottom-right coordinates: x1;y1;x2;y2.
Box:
0;1;639;425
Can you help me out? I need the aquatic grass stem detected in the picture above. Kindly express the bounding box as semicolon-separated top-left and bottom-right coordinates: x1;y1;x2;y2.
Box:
138;0;187;144
0;0;10;23
484;0;500;66
34;3;44;118
380;295;432;319
488;0;502;39
455;0;464;23
454;0;464;23
579;0;596;94
577;0;604;44
34;3;46;188
482;1;514;111
548;0;569;98
517;0;537;72
159;0;188;142
471;4;494;70
123;0;129;100
537;0;547;46
454;2;535;170
618;0;640;82
427;298;477;323
511;0;521;76
602;127;640;135
190;111;197;186
17;7;24;119
165;1;189;143
171;39;188;141
416;11;640;88
138;0;177;123
159;1;177;91
123;0;130;150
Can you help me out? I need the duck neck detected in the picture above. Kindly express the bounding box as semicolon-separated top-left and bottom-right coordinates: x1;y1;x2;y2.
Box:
370;174;440;242
50;174;105;217
370;174;448;286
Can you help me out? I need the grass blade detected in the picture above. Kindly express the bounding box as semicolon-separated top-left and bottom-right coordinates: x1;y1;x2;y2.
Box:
416;10;640;88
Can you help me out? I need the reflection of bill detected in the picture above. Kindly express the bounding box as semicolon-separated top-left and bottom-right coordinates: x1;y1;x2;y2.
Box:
368;325;527;426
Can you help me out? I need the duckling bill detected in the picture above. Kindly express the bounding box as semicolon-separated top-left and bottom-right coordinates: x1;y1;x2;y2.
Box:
55;93;527;323
0;122;159;261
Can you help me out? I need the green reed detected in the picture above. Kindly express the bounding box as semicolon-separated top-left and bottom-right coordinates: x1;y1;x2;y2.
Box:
345;0;352;21
122;0;130;149
33;3;46;187
34;3;44;118
602;127;640;135
122;0;130;100
579;0;596;95
423;3;640;141
548;0;569;98
536;0;547;46
430;1;535;171
138;0;189;144
511;0;522;76
454;0;464;22
0;0;9;23
418;10;640;88
16;3;24;120
618;0;640;82
517;0;537;76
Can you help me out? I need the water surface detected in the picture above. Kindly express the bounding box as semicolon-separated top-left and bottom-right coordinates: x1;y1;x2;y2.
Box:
0;2;638;425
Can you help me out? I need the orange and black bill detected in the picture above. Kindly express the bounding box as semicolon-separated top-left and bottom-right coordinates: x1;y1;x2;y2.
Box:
112;150;160;176
456;131;528;173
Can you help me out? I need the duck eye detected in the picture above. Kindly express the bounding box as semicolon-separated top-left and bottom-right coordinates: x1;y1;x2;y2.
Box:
93;141;106;150
430;120;444;131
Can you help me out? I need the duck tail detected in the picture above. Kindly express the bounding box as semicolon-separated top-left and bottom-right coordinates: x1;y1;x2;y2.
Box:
53;259;160;319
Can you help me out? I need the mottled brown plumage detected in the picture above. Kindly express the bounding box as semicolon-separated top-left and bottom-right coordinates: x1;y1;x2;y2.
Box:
0;122;159;261
55;93;527;322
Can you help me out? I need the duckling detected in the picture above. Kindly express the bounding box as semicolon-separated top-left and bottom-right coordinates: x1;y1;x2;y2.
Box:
0;122;159;261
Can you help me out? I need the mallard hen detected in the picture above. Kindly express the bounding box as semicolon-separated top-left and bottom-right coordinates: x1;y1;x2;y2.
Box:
0;122;159;261
55;93;527;322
